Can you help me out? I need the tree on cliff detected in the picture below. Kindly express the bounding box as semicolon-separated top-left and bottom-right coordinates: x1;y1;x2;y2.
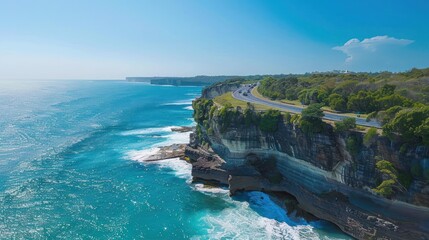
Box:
244;102;258;126
300;103;325;135
259;109;281;132
373;160;407;197
193;98;213;124
334;117;356;133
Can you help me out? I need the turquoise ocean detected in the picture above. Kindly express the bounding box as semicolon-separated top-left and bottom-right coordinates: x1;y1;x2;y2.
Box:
0;80;350;239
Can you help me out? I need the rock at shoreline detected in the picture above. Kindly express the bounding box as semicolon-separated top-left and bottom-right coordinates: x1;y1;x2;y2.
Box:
131;126;194;162
141;144;187;162
171;126;195;133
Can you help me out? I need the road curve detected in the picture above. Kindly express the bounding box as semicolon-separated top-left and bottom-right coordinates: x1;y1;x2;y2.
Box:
232;85;381;128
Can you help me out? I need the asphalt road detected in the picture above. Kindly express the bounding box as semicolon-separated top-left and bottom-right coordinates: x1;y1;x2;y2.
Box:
232;85;381;128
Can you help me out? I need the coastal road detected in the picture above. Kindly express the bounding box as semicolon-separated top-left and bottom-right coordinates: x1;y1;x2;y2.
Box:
232;85;381;128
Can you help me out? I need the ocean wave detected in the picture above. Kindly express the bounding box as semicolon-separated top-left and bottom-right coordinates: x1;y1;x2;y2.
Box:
152;158;192;180
162;99;195;106
120;126;179;136
124;124;192;163
155;130;190;146
192;183;230;195
200;191;321;240
126;147;161;162
183;106;194;111
185;93;201;96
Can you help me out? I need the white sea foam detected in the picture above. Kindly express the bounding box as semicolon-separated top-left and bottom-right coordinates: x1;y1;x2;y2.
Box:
124;124;192;163
162;99;195;106
153;157;192;180
199;191;321;240
186;93;201;97
126;147;160;162
192;183;230;195
120;126;179;136
154;130;191;147
184;106;194;111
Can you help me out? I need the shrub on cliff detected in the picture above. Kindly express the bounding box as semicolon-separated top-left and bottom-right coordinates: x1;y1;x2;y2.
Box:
373;160;407;197
375;160;397;179
373;179;396;197
259;109;281;132
244;102;259;126
300;103;325;135
363;127;378;146
283;112;291;124
346;135;360;156
217;103;236;132
334;117;356;133
193;98;213;124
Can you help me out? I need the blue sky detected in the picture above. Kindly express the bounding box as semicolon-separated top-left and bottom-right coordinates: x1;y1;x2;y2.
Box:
0;0;428;79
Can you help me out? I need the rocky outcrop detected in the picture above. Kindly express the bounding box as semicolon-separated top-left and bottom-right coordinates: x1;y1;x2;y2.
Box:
186;143;229;184
140;144;187;161
186;105;429;239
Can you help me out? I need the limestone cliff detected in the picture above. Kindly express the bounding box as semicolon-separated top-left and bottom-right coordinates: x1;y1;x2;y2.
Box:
186;94;429;239
201;79;243;99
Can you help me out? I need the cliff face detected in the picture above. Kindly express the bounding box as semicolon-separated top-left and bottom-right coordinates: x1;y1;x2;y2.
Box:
201;81;242;99
186;100;429;239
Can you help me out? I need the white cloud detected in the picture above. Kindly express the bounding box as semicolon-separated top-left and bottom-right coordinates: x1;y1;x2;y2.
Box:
333;35;413;62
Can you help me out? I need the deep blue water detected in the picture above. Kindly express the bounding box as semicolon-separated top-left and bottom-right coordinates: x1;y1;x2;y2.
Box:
0;80;350;239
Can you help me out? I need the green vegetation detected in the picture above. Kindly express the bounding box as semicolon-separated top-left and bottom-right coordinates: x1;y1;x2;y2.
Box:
376;160;397;178
346;135;360;156
193;98;213;124
373;179;396;197
195;95;284;133
300;103;325;135
328;93;347;112
372;160;408;197
363;127;378;146
258;68;429;109
259;75;420;114
383;106;429;145
259;109;281;132
373;160;397;197
257;68;429;146
334;117;356;133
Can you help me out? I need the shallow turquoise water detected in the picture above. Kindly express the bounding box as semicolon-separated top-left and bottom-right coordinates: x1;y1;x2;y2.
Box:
0;80;350;239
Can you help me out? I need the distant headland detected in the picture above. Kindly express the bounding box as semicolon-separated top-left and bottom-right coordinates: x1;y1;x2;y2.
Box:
126;76;238;86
